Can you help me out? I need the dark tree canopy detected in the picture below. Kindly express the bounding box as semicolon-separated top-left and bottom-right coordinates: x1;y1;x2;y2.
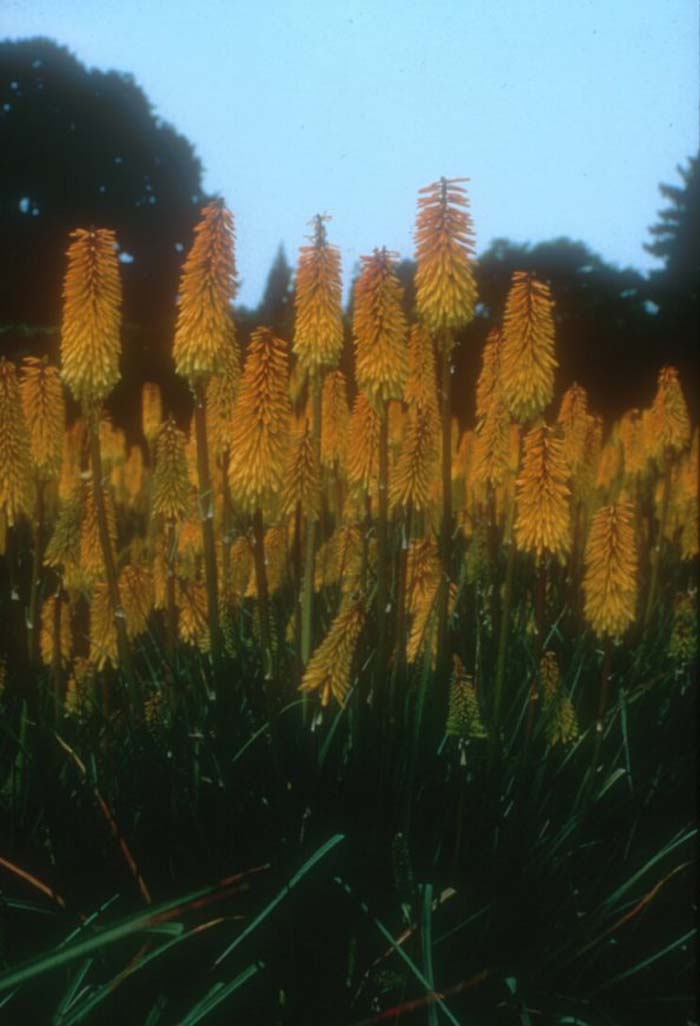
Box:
0;36;211;424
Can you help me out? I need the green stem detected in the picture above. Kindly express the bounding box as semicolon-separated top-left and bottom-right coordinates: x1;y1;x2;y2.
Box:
27;478;45;668
436;343;453;676
643;449;672;629
193;383;223;693
493;494;516;730
301;377;322;665
252;508;273;680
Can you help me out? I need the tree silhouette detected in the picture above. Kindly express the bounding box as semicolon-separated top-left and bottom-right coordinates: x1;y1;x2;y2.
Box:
0;37;211;427
257;244;294;339
643;154;698;399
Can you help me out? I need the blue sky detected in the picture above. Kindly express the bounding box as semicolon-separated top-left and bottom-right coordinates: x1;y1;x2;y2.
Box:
4;0;698;306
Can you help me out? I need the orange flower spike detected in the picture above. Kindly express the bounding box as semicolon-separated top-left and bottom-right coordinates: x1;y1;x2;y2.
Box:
472;393;511;490
40;595;72;668
649;365;691;457
321;370;350;469
0;358;33;526
293;214;344;373
141;382;163;445
300;598;365;707
557;383;589;475
228;327;291;510
617;408;648;479
283;417;320;518
583;502;637;638
501;271;557;423
391;405;438;511
475;329;503;422
414;177;477;340
404;323;439;427
514;422;571;562
173;200;237;382
353;247;408;403
152;417;191;522
61;228;122;405
205;318;241;459
20;357;66;480
346;392;381;494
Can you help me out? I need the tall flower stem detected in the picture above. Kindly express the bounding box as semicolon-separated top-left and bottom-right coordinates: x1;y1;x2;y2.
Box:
51;583;63;722
376;401;390;687
436;341;453;675
88;413;137;707
301;376;322;666
493;493;516;732
193;383;224;699
165;518;177;669
252;507;273;680
523;557;547;760
27;478;45;668
644;449;671;629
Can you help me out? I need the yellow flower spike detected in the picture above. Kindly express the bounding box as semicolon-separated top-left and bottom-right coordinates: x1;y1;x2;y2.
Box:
404;323;439;424
414;177;477;340
173;201;237;382
300;597;365;708
228;327;291;511
353;247;408;403
475;329;503;422
225;535;253;602
80;481;117;585
649;365;691;457
446;655;487;744
539;650;579;747
514;422;571;562
90;582;118;670
123;446;145;508
59;420;87;501
583;502;637;639
557;383;589;475
152;417;191;522
20;357;66;480
595;437;623;494
245;523;289;598
205;319;241;461
472;393;511;490
61;228;122;405
40;595;72;668
141;382;163;445
283;418;320;519
176;578;210;652
119;563;154;641
391;404;438;512
617;409;648;480
321;370;350;470
346;392;381;496
0;358;33;526
44;489;83;588
293;214;344;374
501;271;557;423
